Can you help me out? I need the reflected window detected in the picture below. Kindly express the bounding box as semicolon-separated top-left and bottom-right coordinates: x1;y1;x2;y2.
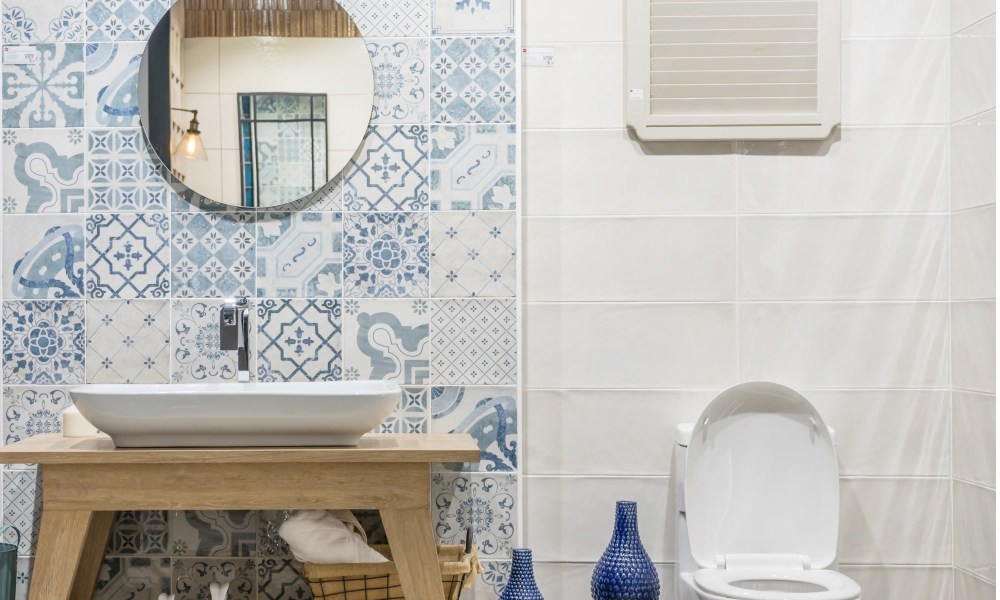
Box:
238;93;328;208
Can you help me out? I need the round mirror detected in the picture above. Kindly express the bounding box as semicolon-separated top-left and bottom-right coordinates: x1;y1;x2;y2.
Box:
138;0;373;209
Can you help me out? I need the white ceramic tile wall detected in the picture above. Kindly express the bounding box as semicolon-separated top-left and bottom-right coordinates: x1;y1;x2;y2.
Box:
953;481;996;582
950;16;997;122
953;391;996;486
952;205;997;299
521;0;982;596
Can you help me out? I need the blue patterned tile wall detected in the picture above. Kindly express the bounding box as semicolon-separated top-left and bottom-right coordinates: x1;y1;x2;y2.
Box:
0;0;518;597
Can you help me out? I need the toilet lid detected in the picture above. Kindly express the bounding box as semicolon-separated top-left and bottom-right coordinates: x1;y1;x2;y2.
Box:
686;382;839;570
694;568;861;600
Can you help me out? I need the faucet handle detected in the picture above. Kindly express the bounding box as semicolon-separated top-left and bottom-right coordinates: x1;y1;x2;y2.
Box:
220;298;248;350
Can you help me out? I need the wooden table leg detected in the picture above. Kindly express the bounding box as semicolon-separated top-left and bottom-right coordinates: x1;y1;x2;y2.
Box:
381;507;446;600
70;511;115;600
28;510;109;600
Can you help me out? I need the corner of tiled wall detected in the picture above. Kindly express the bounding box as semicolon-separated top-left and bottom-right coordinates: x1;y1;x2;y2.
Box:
0;0;520;598
949;0;996;597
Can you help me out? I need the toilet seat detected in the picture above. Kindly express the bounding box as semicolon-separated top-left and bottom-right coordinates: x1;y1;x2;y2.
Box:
693;568;861;600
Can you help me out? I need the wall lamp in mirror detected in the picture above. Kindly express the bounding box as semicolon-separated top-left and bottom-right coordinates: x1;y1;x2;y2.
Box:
171;107;208;161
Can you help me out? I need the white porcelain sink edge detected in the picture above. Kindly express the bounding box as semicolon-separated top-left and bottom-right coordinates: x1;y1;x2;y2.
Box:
70;381;401;448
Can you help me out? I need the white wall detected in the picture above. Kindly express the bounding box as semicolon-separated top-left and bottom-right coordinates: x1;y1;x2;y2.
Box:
180;36;373;203
950;0;996;596
521;0;965;597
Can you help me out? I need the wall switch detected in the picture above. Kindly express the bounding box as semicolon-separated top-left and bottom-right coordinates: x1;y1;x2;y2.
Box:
522;47;555;67
3;46;39;65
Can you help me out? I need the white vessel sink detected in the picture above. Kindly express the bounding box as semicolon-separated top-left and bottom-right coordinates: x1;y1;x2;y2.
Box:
70;381;401;448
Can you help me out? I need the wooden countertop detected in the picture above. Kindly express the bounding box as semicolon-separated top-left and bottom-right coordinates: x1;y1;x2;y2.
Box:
0;434;481;464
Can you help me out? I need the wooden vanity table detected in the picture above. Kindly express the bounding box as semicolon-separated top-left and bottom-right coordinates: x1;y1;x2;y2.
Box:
0;433;480;600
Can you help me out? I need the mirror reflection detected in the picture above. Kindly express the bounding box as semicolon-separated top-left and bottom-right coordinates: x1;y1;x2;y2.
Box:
139;0;374;208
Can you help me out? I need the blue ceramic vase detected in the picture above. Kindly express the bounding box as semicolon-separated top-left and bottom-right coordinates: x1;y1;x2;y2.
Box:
498;548;544;600
591;501;660;600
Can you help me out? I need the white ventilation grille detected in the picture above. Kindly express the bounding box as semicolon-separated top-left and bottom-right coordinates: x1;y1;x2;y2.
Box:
627;0;840;140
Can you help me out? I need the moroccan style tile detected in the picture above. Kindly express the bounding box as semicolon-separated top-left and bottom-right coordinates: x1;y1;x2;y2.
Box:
256;299;343;382
15;557;32;600
3;470;41;555
2;300;85;385
430;299;516;385
257;174;343;213
257;557;312;600
256;510;293;558
344;126;429;211
93;557;171;600
431;37;516;123
87;0;171;42
2;44;84;128
256;212;343;298
476;561;511;598
89;128;172;211
367;40;429;123
85;42;143;127
1;128;85;213
171;212;255;298
106;510;170;555
2;215;85;299
431;386;517;472
3;386;72;468
87;213;170;298
432;472;516;559
431;0;514;34
173;558;256;600
343;212;430;298
342;0;429;36
377;386;429;433
430;124;516;210
3;1;85;42
86;300;169;383
343;299;430;384
430;211;516;297
172;300;253;383
171;511;257;557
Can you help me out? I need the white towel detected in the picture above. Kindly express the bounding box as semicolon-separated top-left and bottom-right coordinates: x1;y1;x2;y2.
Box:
278;510;389;564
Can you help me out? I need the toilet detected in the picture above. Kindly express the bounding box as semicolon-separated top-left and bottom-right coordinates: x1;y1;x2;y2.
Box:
675;382;862;600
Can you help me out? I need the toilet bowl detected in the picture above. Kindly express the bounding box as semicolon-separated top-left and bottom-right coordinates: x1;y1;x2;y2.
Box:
675;382;862;600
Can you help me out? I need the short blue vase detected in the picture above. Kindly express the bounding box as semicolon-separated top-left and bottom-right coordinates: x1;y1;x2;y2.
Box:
498;548;544;600
590;501;660;600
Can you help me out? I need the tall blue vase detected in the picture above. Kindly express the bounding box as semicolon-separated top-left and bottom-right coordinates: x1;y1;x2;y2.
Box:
590;500;660;600
498;548;544;600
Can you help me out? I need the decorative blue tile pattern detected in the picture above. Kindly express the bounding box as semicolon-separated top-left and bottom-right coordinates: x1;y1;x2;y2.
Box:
256;212;343;298
2;470;40;555
342;0;430;36
377;386;429;433
2;300;85;384
432;386;517;472
2;128;85;213
87;0;171;42
2;2;86;42
430;124;516;210
343;212;430;298
87;213;170;298
85;42;143;127
430;298;516;385
171;510;257;557
15;557;32;600
368;40;429;123
107;511;170;555
431;37;516;123
2;44;85;128
171;300;250;383
174;558;257;600
86;300;170;383
89;128;172;211
257;557;312;600
431;0;514;34
430;211;516;297
94;557;171;600
344;125;429;212
3;386;72;469
171;212;256;298
343;299;430;384
2;215;85;299
432;472;516;559
257;299;343;382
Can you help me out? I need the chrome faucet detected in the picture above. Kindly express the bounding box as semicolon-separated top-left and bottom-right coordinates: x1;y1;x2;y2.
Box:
220;297;250;382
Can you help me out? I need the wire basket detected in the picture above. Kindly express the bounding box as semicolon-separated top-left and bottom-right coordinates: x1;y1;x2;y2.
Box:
302;544;482;600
